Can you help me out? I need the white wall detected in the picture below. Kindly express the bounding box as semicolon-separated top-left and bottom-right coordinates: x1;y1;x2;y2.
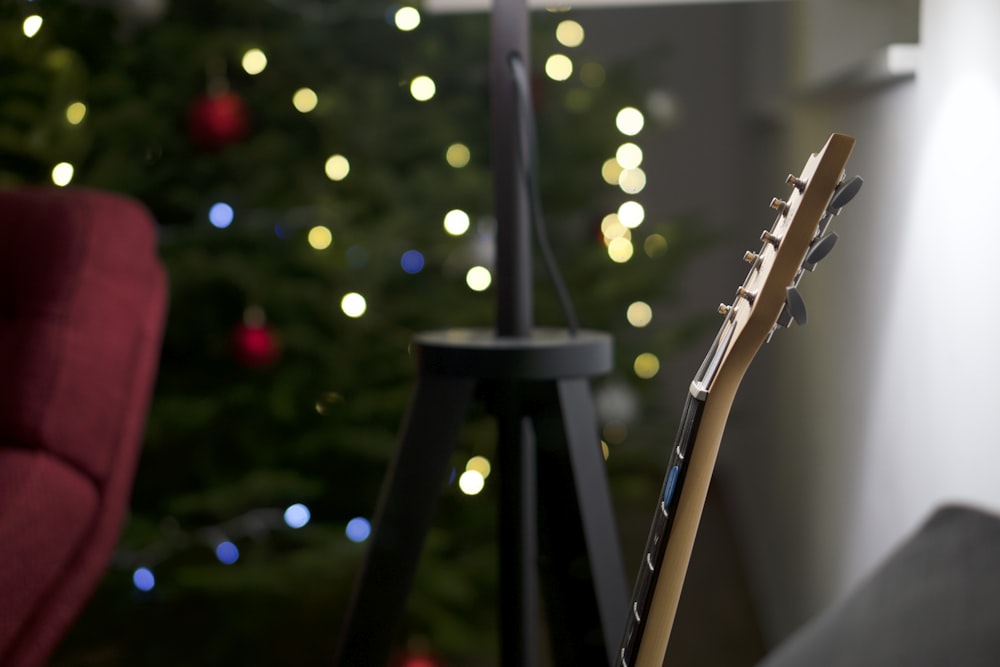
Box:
725;0;1000;645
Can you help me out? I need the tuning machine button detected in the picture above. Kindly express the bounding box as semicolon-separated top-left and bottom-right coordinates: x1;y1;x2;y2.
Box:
736;286;757;304
744;251;762;267
786;174;806;192
828;175;863;214
780;286;807;326
803;232;839;271
770;198;790;215
760;230;780;248
718;303;732;315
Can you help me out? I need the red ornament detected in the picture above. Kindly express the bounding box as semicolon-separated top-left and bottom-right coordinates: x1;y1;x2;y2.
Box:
186;90;250;150
231;322;280;368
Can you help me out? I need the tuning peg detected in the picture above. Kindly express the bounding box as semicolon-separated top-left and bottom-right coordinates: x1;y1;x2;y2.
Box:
743;250;761;267
828;175;863;214
770;197;789;215
803;232;839;271
784;286;807;325
718;303;732;315
786;174;806;192
736;286;757;304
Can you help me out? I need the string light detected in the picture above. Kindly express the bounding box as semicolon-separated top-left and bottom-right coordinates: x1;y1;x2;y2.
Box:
644;233;669;258
465;266;492;291
627;301;653;328
325;154;350;181
345;517;372;543
446;143;471;168
22;15;42;38
458;470;485;495
616;107;645;136
615;142;643;169
607;237;634;263
241;48;267;75
555;20;584;48
601;158;623;186
283;503;311;529
394;6;421;31
618;201;645;228
400;249;425;274
633;352;660;379
410;75;436;101
340;292;367;318
132;567;155;592
208;202;234;228
66;101;87;125
51;162;74;186
618;168;647;194
215;541;240;565
465;455;491;478
443;209;470;236
545;54;573;82
292;87;318;113
600;213;629;242
307;225;332;250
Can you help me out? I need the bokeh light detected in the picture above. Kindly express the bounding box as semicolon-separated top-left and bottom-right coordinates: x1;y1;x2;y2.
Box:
410;75;436;101
607;237;634;263
627;301;653;328
292;87;318;113
346;517;372;543
208;202;234;228
616;142;643;169
22;15;42;38
634;352;661;379
132;567;155;592
644;233;669;258
545;54;573;82
618;201;645;228
466;266;492;291
401;249;425;274
618;168;647;194
284;503;311;529
325;154;350;181
51;162;74;187
446;143;471;168
555;20;585;48
466;455;492;478
340;292;367;318
394;6;421;31
215;541;240;565
66;101;87;125
308;225;333;250
458;470;485;495
616;106;645;136
601;158;623;186
241;48;268;75
443;209;471;236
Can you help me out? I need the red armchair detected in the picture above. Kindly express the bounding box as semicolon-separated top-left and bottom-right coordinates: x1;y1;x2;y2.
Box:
0;188;167;666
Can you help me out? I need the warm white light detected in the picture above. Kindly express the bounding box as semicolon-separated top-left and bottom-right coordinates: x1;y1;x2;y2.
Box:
555;20;584;48
410;75;436;101
51;162;74;187
627;301;653;328
22;15;42;38
242;48;268;75
341;292;367;318
601;158;623;186
66;102;87;125
466;266;492;291
308;225;332;250
443;209;471;235
601;213;629;241
545;54;573;82
292;87;318;113
325;154;350;181
616;142;643;169
446;143;471;168
644;233;669;258
607;237;634;263
395;6;421;31
616;106;645;136
618;201;645;228
618;168;647;194
634;352;660;379
466;455;492;478
458;470;485;495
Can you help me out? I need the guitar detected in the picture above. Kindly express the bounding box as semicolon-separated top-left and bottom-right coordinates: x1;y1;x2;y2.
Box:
617;133;863;667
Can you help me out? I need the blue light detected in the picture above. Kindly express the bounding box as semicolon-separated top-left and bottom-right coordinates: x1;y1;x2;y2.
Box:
208;202;234;228
346;517;371;543
215;541;240;565
448;467;457;485
400;249;425;274
284;503;311;529
133;567;155;592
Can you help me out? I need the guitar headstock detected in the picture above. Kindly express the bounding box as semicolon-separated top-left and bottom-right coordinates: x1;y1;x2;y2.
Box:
691;133;861;399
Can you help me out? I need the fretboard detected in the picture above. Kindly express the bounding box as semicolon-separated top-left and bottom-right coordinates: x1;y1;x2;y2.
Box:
617;392;705;666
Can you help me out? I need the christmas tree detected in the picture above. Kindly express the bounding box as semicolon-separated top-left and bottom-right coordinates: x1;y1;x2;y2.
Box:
2;1;715;664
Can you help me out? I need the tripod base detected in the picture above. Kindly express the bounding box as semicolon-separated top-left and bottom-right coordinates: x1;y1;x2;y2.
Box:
334;328;627;667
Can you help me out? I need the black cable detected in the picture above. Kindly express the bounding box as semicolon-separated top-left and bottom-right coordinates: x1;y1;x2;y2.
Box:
508;52;580;337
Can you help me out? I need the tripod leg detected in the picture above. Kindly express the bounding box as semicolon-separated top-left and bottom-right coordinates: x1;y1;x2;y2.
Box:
531;378;628;666
493;380;539;667
334;373;476;667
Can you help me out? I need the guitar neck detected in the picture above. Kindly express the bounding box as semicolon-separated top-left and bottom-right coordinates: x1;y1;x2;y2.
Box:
617;327;747;667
